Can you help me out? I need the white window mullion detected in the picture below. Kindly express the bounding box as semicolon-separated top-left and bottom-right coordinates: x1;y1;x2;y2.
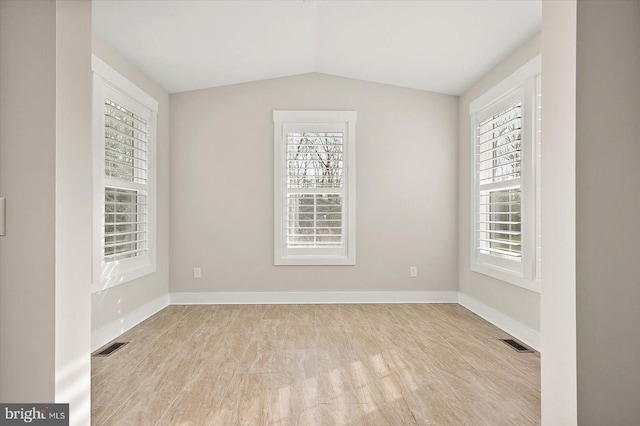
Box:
104;177;148;192
478;178;522;193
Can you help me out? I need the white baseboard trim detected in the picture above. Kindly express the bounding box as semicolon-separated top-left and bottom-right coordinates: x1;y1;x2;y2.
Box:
458;292;540;352
170;291;459;305
91;293;169;352
90;291;539;353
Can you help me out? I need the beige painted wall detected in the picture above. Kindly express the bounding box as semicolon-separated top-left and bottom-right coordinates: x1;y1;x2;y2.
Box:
91;35;170;333
541;0;577;423
0;0;57;402
0;1;93;422
575;0;640;423
55;1;93;422
458;34;541;331
169;73;458;294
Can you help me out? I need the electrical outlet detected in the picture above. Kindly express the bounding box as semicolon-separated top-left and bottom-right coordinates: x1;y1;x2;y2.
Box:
193;267;202;279
410;266;418;278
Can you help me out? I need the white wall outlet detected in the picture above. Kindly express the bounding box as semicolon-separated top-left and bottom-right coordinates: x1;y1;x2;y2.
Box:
410;266;418;278
193;267;202;279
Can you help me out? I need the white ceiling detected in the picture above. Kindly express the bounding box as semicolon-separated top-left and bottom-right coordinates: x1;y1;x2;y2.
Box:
93;0;541;95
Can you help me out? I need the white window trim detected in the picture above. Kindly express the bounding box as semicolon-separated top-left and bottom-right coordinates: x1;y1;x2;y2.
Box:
469;56;541;293
274;110;356;265
91;56;158;294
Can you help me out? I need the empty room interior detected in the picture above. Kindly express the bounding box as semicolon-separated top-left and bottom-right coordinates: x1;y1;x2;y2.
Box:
1;0;639;425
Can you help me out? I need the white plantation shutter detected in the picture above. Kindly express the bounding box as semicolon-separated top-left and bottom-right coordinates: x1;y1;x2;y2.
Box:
476;101;523;260
470;57;540;290
103;98;150;261
104;187;148;260
286;132;344;249
104;98;149;183
274;111;356;265
92;56;158;292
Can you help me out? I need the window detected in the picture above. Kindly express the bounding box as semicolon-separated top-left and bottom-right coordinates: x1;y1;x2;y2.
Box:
470;56;540;292
274;111;356;265
92;56;158;293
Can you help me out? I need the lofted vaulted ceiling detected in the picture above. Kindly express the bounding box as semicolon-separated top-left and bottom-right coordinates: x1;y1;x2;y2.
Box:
93;0;541;95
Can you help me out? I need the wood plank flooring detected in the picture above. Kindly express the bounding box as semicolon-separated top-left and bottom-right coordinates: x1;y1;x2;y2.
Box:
92;304;540;425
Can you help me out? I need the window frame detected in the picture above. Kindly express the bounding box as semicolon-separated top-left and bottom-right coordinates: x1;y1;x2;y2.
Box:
273;110;356;265
91;56;158;294
469;56;541;293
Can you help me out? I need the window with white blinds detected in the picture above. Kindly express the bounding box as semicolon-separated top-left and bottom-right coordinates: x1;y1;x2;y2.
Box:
92;56;158;292
470;56;540;291
274;111;356;265
287;132;344;249
477;102;523;261
104;98;149;262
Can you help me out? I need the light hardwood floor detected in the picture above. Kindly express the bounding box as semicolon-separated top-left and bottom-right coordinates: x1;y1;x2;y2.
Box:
92;304;540;425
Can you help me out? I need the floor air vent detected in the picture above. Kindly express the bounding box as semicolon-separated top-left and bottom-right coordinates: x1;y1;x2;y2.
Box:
500;339;534;353
94;342;128;357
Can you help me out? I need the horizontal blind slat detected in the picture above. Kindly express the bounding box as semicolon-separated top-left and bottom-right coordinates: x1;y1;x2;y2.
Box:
478;238;521;246
478;140;519;156
104;221;147;226
479;127;521;146
104;118;148;141
105;201;147;206
104;248;148;259
104;157;149;172
478;147;521;162
478;123;522;141
105;99;149;126
477;230;521;236
104;109;149;135
479;172;520;184
478;107;521;131
104;128;149;148
476;211;520;215
105;146;148;163
478;159;521;173
478;247;522;257
106;230;149;238
104;239;148;249
477;220;520;225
